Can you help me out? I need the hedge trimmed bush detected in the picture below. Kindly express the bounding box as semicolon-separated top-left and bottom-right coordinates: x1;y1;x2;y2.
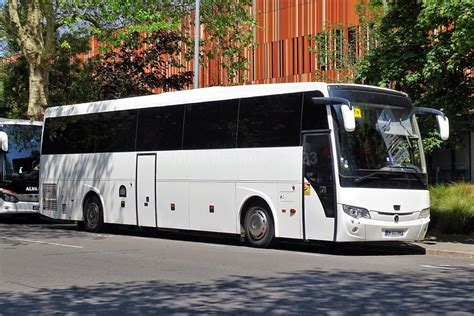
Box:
429;183;474;234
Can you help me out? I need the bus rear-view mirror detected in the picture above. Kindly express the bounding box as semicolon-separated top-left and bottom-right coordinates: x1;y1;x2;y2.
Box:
311;97;355;132
0;131;8;152
436;115;449;141
341;104;356;132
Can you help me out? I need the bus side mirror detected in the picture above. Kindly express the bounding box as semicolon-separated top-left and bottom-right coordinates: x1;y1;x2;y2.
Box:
311;97;355;132
436;115;449;141
413;107;449;141
0;131;8;152
341;104;356;132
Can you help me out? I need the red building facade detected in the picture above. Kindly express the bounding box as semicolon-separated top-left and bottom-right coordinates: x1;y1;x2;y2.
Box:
79;0;366;88
202;0;364;86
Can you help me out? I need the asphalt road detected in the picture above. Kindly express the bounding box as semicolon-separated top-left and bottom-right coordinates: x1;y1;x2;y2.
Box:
0;216;473;314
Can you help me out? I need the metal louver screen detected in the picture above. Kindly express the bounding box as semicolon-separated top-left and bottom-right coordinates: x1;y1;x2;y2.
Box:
42;184;57;212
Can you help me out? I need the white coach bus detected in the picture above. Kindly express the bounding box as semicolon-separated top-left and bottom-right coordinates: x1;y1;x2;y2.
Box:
39;83;449;247
0;118;42;214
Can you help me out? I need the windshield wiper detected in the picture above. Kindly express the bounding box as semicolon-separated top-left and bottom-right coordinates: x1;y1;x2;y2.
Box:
389;164;427;187
354;172;399;185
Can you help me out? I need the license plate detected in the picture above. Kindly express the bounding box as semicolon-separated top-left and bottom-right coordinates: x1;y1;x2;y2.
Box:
32;205;39;211
384;230;405;237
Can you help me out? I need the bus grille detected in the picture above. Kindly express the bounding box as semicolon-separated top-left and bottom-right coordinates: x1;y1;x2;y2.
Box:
42;184;57;212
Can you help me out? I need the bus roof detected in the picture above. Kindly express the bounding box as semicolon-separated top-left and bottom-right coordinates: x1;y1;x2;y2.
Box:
44;82;407;118
0;118;42;126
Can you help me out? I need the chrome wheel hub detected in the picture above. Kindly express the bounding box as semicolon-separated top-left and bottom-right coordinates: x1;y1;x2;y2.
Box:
248;209;268;240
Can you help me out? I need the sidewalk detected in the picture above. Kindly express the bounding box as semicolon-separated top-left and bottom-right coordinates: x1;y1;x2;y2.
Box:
413;235;474;259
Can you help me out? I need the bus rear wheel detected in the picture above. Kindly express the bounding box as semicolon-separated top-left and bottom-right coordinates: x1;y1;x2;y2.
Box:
83;195;104;233
244;205;274;248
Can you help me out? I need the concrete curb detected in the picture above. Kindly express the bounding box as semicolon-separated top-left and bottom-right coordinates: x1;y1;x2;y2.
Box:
423;248;474;259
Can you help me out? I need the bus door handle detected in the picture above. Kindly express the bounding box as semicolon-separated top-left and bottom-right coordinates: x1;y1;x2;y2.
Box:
145;196;149;206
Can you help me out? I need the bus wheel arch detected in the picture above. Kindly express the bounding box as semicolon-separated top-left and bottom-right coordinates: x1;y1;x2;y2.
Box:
82;191;104;233
240;196;275;248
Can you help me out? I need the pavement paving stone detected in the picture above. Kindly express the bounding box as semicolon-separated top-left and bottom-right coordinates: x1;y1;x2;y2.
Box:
414;234;474;259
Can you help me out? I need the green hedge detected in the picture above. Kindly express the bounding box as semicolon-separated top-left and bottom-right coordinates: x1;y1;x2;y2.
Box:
429;183;474;234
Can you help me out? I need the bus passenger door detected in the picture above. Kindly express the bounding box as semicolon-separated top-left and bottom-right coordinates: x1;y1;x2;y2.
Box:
136;154;157;227
302;133;336;241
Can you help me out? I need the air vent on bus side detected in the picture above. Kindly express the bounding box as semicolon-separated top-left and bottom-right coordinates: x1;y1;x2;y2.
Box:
42;184;57;212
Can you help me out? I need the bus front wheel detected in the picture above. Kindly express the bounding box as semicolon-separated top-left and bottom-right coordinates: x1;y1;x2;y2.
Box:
83;195;104;233
244;205;274;248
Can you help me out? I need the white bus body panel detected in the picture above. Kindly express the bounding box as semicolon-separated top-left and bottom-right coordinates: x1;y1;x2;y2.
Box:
156;181;190;230
41;152;138;225
156;147;302;238
336;188;430;241
41;147;304;239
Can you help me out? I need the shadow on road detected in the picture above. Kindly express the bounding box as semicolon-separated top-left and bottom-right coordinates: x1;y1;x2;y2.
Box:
0;216;426;257
0;267;473;314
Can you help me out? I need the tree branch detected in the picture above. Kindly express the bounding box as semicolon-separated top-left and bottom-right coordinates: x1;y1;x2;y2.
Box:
7;0;27;45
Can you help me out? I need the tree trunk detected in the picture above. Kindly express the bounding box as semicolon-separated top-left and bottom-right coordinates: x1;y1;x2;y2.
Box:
27;62;48;120
7;0;55;120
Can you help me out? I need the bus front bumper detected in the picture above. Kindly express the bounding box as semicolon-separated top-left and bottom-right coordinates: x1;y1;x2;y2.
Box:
0;200;40;214
340;213;430;242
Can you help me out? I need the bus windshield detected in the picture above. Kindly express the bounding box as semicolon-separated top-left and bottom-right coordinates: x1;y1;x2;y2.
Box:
336;103;426;189
1;125;41;182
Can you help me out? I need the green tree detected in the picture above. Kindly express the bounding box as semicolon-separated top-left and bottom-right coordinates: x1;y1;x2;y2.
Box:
199;0;256;84
357;0;473;152
2;0;55;119
1;41;98;117
93;30;193;99
1;0;256;118
309;1;384;83
1;55;28;117
1;0;188;119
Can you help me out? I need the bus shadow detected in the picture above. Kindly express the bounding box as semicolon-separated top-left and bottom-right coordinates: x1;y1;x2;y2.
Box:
1;267;472;314
104;225;427;257
81;222;430;257
0;218;426;256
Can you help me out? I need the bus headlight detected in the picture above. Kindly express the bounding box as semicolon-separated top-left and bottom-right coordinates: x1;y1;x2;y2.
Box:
419;208;430;219
343;204;371;219
1;191;19;203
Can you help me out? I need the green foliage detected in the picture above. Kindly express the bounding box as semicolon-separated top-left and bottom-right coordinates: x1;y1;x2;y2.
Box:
1;56;28;118
309;24;357;83
356;0;474;150
422;130;444;154
2;0;256;113
200;0;256;84
309;0;383;83
64;0;190;51
48;51;99;107
1;43;98;118
93;30;193;99
429;183;474;234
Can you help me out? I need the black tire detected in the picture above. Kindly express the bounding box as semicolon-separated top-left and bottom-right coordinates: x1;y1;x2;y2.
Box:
83;195;104;233
244;205;274;248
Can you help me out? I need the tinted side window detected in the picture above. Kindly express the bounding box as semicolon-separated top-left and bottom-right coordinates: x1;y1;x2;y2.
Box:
42;115;95;154
237;93;303;148
95;110;138;153
183;100;239;149
137;105;184;151
302;91;329;131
